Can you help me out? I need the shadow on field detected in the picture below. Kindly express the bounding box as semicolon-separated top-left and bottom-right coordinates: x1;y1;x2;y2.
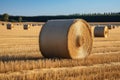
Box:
0;55;43;62
0;55;71;62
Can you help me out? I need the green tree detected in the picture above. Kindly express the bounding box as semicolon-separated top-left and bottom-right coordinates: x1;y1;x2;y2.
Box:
18;16;22;22
2;13;9;21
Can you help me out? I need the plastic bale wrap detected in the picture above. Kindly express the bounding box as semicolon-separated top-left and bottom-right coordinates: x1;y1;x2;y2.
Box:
94;26;109;38
39;19;93;59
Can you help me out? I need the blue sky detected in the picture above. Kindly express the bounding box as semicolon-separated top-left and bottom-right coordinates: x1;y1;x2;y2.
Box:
0;0;120;16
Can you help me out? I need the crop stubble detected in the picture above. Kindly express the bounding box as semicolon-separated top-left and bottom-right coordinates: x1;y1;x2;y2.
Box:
0;23;120;80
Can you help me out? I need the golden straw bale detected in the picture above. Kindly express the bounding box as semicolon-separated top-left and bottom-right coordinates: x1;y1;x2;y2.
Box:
40;19;93;59
94;26;109;38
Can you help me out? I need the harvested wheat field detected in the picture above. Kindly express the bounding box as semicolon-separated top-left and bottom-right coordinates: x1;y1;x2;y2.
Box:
0;22;120;80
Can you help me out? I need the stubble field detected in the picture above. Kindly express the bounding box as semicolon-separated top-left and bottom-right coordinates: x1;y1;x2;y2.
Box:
0;22;120;80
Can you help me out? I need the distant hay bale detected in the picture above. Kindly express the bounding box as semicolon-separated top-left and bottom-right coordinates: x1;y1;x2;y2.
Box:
2;23;5;26
94;26;109;38
16;23;19;26
32;24;34;27
112;25;117;29
40;19;93;59
32;24;36;27
6;23;14;30
107;25;114;29
28;24;32;26
23;24;30;30
38;24;42;26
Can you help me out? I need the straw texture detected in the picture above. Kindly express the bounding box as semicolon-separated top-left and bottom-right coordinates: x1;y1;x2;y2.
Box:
90;26;95;38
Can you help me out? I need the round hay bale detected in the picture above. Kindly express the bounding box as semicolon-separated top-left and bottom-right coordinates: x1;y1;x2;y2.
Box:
2;23;5;26
6;23;14;30
112;25;117;29
94;26;109;38
16;23;19;26
32;24;35;27
40;19;93;59
23;24;30;30
38;24;42;26
107;25;114;29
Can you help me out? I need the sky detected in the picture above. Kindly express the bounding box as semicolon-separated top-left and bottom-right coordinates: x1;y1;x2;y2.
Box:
0;0;120;16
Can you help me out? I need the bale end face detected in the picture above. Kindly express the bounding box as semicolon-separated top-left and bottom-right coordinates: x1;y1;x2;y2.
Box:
67;19;93;59
90;26;95;38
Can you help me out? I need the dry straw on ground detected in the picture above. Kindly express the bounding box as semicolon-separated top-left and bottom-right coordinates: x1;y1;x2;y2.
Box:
0;21;120;80
40;19;93;59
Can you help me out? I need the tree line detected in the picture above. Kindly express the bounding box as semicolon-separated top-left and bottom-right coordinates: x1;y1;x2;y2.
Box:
0;12;120;22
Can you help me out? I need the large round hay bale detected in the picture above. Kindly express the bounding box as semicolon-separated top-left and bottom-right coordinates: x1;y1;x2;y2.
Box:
23;24;30;30
94;26;109;38
39;19;93;59
6;23;14;30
